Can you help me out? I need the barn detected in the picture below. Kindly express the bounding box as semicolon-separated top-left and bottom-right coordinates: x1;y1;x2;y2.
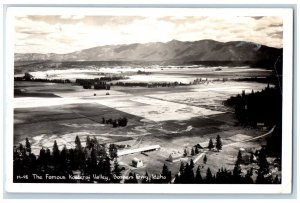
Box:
117;145;161;156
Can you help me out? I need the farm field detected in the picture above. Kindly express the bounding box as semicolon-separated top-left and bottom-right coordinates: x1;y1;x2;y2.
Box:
14;66;274;180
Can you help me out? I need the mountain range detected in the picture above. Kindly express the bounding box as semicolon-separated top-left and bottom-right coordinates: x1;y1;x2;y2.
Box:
15;39;282;68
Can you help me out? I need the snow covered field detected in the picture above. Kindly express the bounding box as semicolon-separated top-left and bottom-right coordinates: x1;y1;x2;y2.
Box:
146;81;271;109
17;66;272;84
93;96;223;122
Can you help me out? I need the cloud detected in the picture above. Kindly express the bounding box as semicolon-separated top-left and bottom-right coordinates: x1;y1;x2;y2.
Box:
17;28;50;35
251;16;264;20
14;15;283;54
60;15;85;20
270;31;283;38
269;23;283;27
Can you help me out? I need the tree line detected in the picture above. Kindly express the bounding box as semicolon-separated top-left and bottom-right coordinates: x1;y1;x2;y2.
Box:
75;79;111;90
113;81;188;88
14;136;120;183
14;73;71;84
224;85;282;127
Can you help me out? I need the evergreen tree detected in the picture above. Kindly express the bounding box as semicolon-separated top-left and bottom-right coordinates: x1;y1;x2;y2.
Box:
237;150;243;164
215;167;232;184
195;166;203;183
142;172;150;183
215;135;222;151
46;148;51;164
258;146;269;174
53;140;60;158
52;140;60;168
256;146;271;184
60;145;68;165
250;153;255;163
232;162;242;183
208;138;214;150
93;136;100;151
161;164;172;183
132;173;138;183
244;168;254;184
99;144;108;158
25;137;31;153
74;136;85;170
195;147;199;154
191;148;195;156
203;154;207;164
37;147;46;168
75;136;82;151
206;167;213;183
189;159;194;169
112;159;122;183
109;144;118;160
102;156;112;180
183;148;188;157
183;162;194;183
124;172;134;183
125;172;138;183
179;162;185;175
19;143;24;151
86;136;91;148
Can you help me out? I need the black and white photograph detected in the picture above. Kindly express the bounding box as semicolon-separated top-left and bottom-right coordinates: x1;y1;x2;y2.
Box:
3;6;294;194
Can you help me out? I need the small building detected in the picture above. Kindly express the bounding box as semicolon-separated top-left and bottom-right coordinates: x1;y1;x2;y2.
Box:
132;158;143;168
168;152;182;162
194;143;204;149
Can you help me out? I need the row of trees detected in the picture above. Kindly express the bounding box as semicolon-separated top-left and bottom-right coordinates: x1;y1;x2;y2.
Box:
102;117;128;128
75;79;111;90
14;73;71;84
13;136;122;183
208;135;222;151
114;81;188;88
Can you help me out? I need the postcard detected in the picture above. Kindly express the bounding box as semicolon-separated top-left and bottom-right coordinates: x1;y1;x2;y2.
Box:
4;6;294;194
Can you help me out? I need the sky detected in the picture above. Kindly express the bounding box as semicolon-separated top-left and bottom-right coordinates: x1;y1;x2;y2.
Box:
14;15;283;54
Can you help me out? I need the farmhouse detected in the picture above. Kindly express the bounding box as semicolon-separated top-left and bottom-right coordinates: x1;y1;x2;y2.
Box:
132;158;143;168
117;145;160;156
168;152;182;162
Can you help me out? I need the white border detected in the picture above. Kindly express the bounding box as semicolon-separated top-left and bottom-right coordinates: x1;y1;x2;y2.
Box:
4;7;294;194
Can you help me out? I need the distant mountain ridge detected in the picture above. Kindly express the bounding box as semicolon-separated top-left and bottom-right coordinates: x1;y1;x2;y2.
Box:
15;39;282;68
